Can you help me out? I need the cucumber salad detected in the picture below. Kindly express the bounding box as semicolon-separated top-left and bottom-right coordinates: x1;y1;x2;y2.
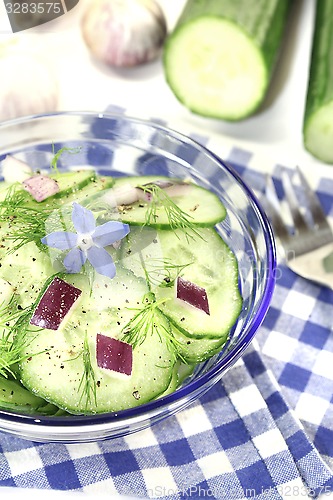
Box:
0;152;242;415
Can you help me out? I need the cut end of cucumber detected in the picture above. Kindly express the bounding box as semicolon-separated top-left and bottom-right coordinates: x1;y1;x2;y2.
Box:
304;102;333;164
164;17;267;121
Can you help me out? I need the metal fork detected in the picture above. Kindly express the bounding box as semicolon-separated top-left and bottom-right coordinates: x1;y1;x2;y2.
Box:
264;167;333;289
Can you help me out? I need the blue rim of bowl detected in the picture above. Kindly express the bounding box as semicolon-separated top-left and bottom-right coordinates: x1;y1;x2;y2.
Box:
0;111;277;428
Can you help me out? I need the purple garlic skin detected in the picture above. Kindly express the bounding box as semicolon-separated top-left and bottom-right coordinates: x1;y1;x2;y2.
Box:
81;0;167;67
0;54;58;122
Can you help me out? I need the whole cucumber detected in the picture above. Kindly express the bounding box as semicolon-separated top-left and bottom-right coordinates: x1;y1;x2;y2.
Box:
163;0;293;121
303;0;333;164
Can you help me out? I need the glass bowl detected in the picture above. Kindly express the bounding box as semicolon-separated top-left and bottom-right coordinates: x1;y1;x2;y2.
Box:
0;111;276;443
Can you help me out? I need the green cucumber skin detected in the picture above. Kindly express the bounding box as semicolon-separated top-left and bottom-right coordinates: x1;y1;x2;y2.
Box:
50;170;96;199
303;0;333;163
0;376;65;416
303;0;333;123
163;0;292;120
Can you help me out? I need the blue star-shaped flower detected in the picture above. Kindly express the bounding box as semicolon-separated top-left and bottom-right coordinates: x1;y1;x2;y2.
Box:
41;202;129;279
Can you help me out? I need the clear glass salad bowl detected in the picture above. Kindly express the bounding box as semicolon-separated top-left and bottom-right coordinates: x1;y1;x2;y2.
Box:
0;111;276;443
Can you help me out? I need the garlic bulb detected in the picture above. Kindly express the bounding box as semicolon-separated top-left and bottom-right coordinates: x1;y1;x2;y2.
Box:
1;155;33;183
0;51;58;122
81;0;167;67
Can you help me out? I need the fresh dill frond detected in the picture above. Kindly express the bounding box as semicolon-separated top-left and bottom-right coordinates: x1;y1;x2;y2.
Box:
51;145;82;173
78;332;97;411
121;292;159;348
0;276;63;378
0;294;20;329
0;186;54;252
121;292;182;361
6;214;51;253
144;257;193;287
0;186;71;253
0;302;39;379
0;329;25;378
138;183;202;240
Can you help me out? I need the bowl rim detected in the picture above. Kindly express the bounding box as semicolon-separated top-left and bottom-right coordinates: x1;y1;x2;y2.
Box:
0;110;276;429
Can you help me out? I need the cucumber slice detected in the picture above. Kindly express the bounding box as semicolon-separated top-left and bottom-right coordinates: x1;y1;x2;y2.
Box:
163;0;292;120
121;227;242;340
303;0;333;163
55;172;114;203
159;360;196;397
102;175;226;227
18;269;176;414
171;325;226;363
49;170;97;198
0;241;55;308
0;376;65;415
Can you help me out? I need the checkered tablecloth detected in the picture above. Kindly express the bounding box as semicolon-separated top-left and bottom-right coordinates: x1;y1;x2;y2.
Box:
0;108;333;499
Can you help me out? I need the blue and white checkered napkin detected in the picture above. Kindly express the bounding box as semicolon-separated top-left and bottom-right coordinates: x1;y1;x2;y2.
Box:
1;110;333;499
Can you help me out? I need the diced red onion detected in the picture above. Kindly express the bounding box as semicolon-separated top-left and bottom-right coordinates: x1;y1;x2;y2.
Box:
176;276;210;315
101;179;190;208
136;179;190;202
96;334;132;376
101;184;141;207
30;278;82;330
1;155;33;183
22;174;59;202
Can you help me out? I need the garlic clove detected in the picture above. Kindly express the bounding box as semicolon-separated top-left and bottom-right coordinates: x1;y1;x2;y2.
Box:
0;53;58;122
81;0;167;67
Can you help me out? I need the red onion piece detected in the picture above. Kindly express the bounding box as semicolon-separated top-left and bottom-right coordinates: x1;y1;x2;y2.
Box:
101;184;141;207
22;175;59;202
176;276;210;315
1;155;32;183
30;278;82;330
101;179;190;208
96;334;133;376
136;179;190;202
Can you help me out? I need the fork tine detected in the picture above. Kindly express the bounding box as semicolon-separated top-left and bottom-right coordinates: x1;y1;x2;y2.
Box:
296;166;332;230
281;168;308;233
264;175;290;242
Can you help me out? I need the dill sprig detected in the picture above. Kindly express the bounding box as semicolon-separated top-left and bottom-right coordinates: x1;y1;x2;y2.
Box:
144;257;193;287
138;183;202;240
0;299;39;378
0;186;53;252
0;186;71;253
0;144;81;252
120;252;188;359
0;274;63;379
0;329;29;378
121;292;163;348
50;145;82;173
0;294;20;328
78;331;97;411
121;292;184;362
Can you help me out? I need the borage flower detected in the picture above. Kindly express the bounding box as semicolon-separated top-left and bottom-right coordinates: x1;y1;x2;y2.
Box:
41;202;129;279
